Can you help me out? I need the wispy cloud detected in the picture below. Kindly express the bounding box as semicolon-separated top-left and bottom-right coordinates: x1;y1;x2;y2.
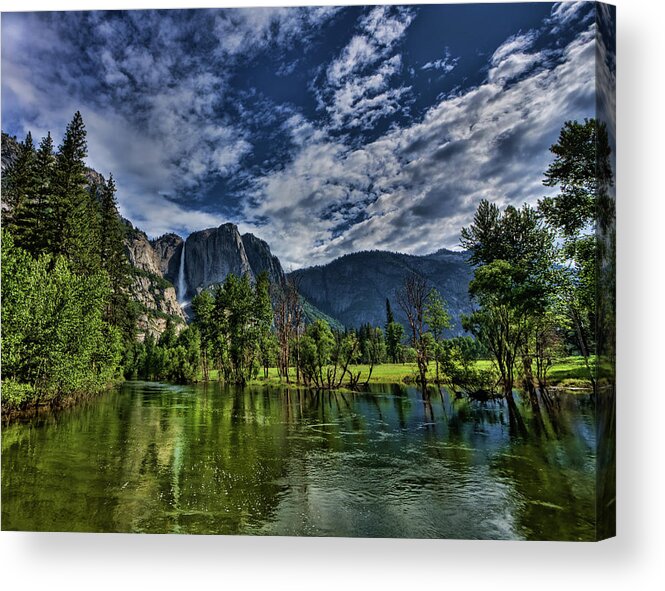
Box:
319;5;414;130
213;6;339;59
2;4;598;266
241;22;597;268
422;48;459;73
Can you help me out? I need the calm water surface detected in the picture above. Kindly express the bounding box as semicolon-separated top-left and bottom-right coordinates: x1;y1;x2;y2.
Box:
2;381;597;539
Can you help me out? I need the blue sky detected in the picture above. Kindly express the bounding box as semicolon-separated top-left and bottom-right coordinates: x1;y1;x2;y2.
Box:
2;2;598;268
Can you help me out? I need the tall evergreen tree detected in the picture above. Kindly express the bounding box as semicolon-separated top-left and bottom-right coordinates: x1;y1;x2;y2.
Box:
12;132;56;255
385;297;403;363
385;298;394;326
99;173;135;340
52;111;100;274
3;132;37;232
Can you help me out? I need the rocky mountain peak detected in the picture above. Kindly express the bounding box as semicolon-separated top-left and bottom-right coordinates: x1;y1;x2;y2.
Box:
182;223;251;299
151;233;184;281
241;232;285;285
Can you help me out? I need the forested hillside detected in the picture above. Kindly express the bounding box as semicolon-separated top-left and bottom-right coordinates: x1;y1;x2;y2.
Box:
291;249;474;334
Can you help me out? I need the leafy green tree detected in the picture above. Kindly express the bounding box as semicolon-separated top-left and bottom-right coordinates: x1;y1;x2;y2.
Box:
438;336;494;397
540;119;612;237
462;260;528;402
359;325;386;382
298;320;335;389
460;201;556;405
1;230;123;408
424;289;451;383
215;273;259;385
357;323;386;365
539;118;614;389
254;272;275;378
171;327;201;383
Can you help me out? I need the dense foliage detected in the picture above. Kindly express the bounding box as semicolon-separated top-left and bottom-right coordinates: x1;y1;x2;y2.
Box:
1;113;135;411
460;118;614;399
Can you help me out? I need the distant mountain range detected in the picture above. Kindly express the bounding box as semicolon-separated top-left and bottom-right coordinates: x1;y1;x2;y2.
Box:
291;249;474;335
3;131;474;337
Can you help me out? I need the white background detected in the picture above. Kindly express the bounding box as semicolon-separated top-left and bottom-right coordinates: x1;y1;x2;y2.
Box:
1;0;663;589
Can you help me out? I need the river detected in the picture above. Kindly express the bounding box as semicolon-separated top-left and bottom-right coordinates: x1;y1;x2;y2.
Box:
1;381;597;539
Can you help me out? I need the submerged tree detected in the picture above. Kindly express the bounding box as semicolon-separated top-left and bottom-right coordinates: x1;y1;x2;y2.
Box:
191;290;215;381
424;290;451;383
396;273;431;390
461;201;556;409
272;275;303;383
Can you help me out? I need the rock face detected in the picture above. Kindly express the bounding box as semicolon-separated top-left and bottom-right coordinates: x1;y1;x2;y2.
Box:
1;133;20;216
151;233;184;284
291;249;474;335
1;132;20;172
184;224;252;299
125;224;162;276
124;223;186;341
241;233;286;285
170;223;285;299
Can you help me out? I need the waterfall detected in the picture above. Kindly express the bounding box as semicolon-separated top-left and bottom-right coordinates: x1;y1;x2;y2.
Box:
177;241;187;304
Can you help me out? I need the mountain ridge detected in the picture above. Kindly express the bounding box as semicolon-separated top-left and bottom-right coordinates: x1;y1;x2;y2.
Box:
290;248;474;334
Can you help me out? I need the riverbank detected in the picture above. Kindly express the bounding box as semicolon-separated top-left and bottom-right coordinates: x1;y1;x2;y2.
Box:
1;356;598;423
1;379;123;423
199;356;598;390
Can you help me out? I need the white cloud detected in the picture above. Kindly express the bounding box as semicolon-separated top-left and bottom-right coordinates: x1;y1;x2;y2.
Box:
326;6;413;85
550;1;589;26
422;48;459;73
321;6;414;130
491;31;538;65
242;25;597;269
214;6;339;58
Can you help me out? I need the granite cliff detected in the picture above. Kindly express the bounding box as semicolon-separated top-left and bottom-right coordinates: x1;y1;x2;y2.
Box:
153;223;285;301
123;222;186;341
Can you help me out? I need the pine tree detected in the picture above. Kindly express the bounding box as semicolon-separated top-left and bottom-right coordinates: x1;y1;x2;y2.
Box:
52;111;100;274
99;173;135;340
3;132;37;233
385;298;394;326
384;297;403;363
12;132;56;255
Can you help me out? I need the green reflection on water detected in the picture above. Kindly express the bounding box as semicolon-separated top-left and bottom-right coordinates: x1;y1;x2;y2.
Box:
1;381;596;539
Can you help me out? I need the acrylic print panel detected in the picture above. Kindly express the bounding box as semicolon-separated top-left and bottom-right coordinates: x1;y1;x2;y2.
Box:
1;2;615;540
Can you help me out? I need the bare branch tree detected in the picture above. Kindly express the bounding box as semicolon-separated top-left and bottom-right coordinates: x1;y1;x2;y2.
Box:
397;272;430;392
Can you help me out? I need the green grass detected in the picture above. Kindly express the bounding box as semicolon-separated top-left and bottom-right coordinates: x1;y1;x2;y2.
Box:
198;356;600;389
547;356;595;383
